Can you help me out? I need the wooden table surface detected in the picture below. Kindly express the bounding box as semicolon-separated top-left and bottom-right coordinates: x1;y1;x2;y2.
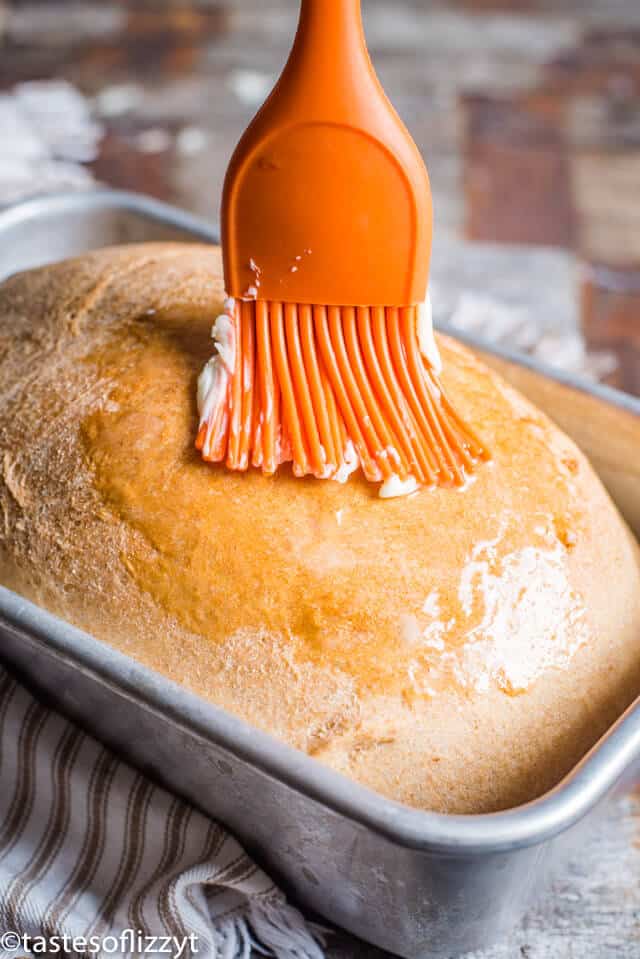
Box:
1;2;639;957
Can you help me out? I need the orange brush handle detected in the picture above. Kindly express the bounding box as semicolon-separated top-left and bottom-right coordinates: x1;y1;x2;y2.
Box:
222;0;433;308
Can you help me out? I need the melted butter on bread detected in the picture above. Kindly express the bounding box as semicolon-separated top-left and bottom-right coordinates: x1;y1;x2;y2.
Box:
81;305;593;702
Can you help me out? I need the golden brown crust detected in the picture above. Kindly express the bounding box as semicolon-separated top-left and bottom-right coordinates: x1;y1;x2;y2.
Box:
1;243;639;813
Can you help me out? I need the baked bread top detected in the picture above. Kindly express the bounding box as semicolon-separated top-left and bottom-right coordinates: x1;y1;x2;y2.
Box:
1;243;639;813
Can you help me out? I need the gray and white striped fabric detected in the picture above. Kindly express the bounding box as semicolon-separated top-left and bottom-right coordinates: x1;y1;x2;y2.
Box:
0;665;325;959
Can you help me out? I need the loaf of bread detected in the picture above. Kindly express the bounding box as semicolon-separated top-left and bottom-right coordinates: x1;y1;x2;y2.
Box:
1;244;639;814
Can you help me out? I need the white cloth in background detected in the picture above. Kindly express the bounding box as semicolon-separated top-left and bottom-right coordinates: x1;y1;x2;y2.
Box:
0;665;325;959
0;81;101;206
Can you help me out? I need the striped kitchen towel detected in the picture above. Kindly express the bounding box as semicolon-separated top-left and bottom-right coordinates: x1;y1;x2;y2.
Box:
0;665;325;959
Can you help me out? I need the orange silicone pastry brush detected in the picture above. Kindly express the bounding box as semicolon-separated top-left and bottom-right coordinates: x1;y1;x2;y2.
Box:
197;0;488;492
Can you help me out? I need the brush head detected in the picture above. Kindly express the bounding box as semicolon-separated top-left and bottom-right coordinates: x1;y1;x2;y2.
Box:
222;0;432;308
196;298;489;493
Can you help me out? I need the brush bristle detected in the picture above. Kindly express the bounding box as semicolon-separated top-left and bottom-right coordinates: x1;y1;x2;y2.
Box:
196;299;489;489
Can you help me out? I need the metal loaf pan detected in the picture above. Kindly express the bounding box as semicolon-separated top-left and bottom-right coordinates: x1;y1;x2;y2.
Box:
1;191;640;959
